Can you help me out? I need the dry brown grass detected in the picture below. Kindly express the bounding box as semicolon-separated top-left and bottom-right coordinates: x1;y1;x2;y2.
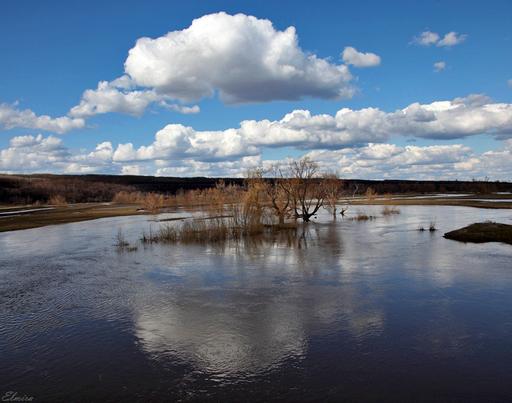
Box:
48;194;67;206
112;191;141;204
351;211;377;221
142;197;266;244
112;191;166;212
365;187;377;201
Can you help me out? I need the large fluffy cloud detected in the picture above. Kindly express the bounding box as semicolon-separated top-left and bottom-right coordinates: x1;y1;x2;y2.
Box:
0;103;85;134
66;12;354;119
124;12;354;103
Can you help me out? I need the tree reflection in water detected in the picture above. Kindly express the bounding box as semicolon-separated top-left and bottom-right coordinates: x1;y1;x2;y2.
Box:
134;221;384;380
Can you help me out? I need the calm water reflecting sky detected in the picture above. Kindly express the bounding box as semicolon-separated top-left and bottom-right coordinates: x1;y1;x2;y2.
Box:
1;206;512;401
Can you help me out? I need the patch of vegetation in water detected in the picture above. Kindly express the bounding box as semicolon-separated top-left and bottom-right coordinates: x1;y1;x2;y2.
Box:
381;206;401;216
444;222;512;245
351;211;377;221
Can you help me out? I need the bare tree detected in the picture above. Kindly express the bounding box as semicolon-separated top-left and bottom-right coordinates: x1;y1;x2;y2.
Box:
322;173;341;219
284;157;326;222
339;183;359;217
365;186;377;201
263;165;292;225
242;170;267;227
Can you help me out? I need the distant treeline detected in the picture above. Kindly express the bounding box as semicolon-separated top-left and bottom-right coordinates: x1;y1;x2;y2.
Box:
1;173;511;205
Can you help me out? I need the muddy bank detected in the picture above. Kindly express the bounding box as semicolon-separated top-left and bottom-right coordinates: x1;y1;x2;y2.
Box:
444;222;512;245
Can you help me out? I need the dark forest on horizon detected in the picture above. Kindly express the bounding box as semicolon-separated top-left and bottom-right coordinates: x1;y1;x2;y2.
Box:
1;173;511;205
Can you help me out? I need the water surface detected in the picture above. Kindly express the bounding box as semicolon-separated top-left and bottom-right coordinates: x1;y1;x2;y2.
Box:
1;206;512;401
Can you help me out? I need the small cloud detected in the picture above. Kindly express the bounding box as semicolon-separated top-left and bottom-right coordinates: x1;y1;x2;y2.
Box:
341;46;381;68
160;102;200;114
508;79;512;88
413;31;440;46
437;32;467;47
413;30;467;47
434;61;446;72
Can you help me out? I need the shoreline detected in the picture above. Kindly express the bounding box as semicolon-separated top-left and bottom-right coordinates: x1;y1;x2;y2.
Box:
1;196;511;233
0;203;146;233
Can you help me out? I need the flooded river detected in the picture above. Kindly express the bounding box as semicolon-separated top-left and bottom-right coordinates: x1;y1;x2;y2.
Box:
1;205;511;401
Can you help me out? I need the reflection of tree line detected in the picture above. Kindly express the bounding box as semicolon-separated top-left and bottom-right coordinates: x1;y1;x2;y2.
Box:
207;220;346;281
133;218;387;380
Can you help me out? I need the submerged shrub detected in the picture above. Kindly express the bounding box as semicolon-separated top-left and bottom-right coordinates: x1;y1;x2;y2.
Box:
382;206;400;216
115;228;130;249
417;221;437;232
352;211;377;221
140;198;271;246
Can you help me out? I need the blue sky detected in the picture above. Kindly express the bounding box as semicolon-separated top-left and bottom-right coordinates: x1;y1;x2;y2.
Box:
1;0;511;179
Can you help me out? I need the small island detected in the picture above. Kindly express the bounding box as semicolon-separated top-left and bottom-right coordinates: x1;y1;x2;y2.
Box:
444;222;512;245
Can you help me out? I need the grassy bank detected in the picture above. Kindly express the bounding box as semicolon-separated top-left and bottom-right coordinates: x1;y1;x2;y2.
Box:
444;222;512;245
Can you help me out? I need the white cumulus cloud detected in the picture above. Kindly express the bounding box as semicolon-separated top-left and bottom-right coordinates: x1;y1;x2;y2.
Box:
69;80;161;118
113;124;259;163
0;134;69;172
124;12;354;103
65;12;359;121
69;78;200;118
2;133;512;180
240;94;512;146
0;103;85;134
2;95;512;179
